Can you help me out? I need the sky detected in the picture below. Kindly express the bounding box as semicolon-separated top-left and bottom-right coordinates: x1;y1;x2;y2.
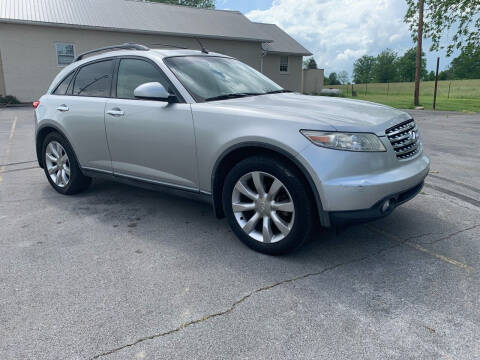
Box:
217;0;457;78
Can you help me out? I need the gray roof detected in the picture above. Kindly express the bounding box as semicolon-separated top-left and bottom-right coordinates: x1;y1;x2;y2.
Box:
255;23;312;56
0;0;272;42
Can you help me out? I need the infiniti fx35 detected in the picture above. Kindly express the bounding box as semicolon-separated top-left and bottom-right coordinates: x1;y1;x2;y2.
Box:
34;46;430;254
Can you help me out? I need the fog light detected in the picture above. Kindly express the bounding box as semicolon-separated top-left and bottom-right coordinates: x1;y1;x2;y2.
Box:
381;199;391;213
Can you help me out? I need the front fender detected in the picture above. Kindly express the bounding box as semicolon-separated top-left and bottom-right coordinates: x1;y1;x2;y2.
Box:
210;140;330;226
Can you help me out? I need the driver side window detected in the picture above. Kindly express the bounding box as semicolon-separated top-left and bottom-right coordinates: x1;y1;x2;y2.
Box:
116;59;169;99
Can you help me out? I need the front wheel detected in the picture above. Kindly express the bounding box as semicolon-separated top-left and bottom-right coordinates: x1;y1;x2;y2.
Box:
222;156;315;255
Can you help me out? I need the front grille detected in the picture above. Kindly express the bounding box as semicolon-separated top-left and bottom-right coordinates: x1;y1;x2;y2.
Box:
385;119;421;160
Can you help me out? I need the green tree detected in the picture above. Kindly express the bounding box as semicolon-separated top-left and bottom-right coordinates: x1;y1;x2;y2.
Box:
337;70;349;84
438;70;452;80
327;72;341;85
303;57;318;69
404;0;480;56
373;49;398;83
397;47;427;82
353;55;376;83
448;48;480;79
426;70;436;81
147;0;215;8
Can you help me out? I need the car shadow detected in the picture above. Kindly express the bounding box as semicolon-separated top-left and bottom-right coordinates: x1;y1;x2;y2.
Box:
41;177;463;271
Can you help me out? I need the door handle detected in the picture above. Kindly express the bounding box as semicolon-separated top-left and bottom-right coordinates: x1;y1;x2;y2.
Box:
107;108;125;117
56;105;69;112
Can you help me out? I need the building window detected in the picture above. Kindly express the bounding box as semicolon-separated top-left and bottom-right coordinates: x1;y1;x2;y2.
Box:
56;43;75;66
280;56;289;73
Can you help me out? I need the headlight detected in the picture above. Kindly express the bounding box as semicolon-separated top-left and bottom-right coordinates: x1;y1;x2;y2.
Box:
300;130;386;152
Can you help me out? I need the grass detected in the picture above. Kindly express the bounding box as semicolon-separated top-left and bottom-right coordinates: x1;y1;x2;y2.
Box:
328;79;480;112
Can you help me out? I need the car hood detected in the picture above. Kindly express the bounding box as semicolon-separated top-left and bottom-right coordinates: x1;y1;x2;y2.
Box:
206;93;411;136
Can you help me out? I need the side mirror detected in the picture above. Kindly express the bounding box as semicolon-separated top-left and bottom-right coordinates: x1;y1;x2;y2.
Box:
134;82;178;103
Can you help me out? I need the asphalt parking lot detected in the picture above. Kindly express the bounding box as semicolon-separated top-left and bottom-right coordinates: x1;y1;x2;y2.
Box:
1;107;479;359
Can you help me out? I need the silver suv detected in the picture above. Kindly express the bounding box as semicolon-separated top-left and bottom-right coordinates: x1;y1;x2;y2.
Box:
34;44;430;254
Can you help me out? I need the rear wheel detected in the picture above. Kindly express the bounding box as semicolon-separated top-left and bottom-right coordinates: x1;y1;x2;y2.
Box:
222;156;314;255
42;132;91;195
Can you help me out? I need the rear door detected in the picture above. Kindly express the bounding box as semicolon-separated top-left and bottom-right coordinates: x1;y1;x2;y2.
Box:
105;57;198;190
51;59;114;173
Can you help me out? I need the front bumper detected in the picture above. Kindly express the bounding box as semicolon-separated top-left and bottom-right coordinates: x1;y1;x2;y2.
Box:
329;181;424;225
296;140;430;223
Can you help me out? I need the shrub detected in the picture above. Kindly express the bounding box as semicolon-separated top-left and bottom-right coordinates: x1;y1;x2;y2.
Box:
0;95;21;105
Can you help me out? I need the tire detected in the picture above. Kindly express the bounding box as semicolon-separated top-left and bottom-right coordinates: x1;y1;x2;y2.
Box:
42;132;91;195
222;155;315;255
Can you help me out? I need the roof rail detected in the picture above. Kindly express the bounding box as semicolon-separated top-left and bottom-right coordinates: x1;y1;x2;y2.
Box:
74;43;150;61
150;44;189;50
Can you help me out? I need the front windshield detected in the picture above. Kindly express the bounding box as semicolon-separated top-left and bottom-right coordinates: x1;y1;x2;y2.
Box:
164;56;284;102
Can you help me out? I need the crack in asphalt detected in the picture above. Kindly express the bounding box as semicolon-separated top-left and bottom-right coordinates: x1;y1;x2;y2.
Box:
369;223;480;246
90;240;404;359
423;224;480;245
90;223;478;359
368;224;476;272
367;225;432;243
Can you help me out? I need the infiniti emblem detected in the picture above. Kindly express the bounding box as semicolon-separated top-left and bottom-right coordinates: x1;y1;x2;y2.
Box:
408;130;417;141
258;199;266;213
257;198;267;214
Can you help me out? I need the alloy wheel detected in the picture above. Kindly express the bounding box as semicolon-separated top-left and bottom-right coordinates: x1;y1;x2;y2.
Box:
45;141;70;188
231;171;295;243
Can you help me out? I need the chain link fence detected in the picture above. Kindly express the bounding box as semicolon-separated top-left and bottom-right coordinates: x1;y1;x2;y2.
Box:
336;79;480;100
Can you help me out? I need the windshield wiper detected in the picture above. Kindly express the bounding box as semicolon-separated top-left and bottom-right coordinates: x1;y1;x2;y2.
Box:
264;89;292;94
205;90;290;102
205;93;262;102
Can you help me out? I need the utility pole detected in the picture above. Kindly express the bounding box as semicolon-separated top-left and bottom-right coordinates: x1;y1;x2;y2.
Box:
433;57;440;110
414;0;424;106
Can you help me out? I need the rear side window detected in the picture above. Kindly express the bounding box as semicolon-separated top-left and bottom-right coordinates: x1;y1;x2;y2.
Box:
72;60;114;97
116;59;168;99
53;72;74;95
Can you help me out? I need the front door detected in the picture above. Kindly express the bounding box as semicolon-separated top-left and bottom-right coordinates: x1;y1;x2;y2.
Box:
105;58;198;190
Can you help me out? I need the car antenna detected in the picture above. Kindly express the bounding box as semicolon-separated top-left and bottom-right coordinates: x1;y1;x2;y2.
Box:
195;38;209;54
